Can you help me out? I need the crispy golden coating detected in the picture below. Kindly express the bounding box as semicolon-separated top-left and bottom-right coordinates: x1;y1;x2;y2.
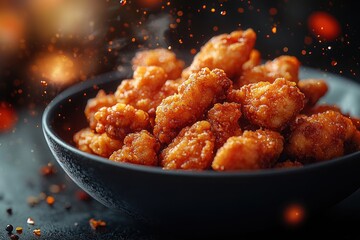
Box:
212;129;284;171
285;111;356;163
242;49;261;71
236;55;300;87
154;68;232;144
274;160;303;169
115;66;178;114
298;79;328;109
109;130;160;166
160;121;215;170
84;90;117;129
182;29;256;79
131;48;185;80
230;78;305;131
94;103;150;140
73;128;123;157
207;102;242;149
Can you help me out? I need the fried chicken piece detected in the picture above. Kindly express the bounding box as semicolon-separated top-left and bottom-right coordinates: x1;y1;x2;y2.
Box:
132;48;185;80
109;130;160;166
236;55;300;87
229;78;305;131
73;128;123;157
298;79;328;109
115;66;178;113
161;121;215;170
242;49;261;71
285;110;356;163
345;130;360;153
94;103;150;140
212;129;284;171
84;90;117;129
303;104;341;115
207;102;242;149
154;68;232;143
182;29;256;79
273;160;303;169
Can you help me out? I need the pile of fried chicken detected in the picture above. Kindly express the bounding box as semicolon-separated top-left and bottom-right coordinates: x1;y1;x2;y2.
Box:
73;28;360;171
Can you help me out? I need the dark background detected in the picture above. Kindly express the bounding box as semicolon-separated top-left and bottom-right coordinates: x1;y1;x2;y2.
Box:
1;0;359;109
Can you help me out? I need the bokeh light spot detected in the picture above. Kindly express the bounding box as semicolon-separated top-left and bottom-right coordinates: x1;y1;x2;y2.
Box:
308;11;341;41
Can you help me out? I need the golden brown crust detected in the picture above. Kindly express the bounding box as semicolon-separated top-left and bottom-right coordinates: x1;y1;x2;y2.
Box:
160;121;215;170
182;29;256;79
212;129;284;171
94;103;150;140
84;90;117;129
207;102;242;149
154;68;232;144
298;79;328;109
236;55;300;87
132;48;185;80
231;78;305;131
285;111;356;163
109;130;160;166
73;128;123;157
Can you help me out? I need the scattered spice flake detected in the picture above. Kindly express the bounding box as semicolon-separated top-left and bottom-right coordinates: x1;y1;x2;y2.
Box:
64;203;72;211
76;190;91;202
46;196;55;206
89;218;106;230
10;234;19;240
27;196;40;207
27;217;35;225
40;163;56;176
6;208;13;215
15;227;23;234
33;228;41;237
6;224;14;233
49;184;61;194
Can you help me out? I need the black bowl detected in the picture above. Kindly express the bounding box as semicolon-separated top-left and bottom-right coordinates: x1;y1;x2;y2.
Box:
42;67;360;233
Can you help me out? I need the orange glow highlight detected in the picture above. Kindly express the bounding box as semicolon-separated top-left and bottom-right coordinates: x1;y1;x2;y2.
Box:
0;102;18;132
308;11;341;41
0;10;24;51
136;0;162;9
283;204;305;226
31;54;79;86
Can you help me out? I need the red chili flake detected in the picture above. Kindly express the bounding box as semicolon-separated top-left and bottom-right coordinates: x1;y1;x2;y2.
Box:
33;228;41;236
46;196;55;206
40;163;56;176
89;218;106;230
76;190;91;202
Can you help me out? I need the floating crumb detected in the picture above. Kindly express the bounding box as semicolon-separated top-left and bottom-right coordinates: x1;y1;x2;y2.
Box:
89;218;106;230
27;217;35;225
46;196;55;206
40;163;56;176
33;228;41;236
6;224;14;233
15;227;23;234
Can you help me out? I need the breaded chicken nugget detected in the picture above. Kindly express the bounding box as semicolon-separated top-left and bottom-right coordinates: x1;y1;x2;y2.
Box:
286;110;356;163
182;29;256;79
237;55;300;87
230;78;305;131
132;48;185;80
154;68;232;143
115;66;178;113
85;90;117;129
297;79;328;109
161;121;215;170
73;128;123;157
212;129;284;171
94;103;150;140
207;102;242;149
110;130;160;166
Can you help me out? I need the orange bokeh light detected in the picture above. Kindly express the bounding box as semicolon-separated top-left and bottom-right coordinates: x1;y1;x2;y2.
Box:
0;102;18;132
0;10;24;50
308;11;341;41
283;204;306;226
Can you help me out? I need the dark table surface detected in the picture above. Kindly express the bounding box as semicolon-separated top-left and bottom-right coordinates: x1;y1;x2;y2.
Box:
1;109;360;240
